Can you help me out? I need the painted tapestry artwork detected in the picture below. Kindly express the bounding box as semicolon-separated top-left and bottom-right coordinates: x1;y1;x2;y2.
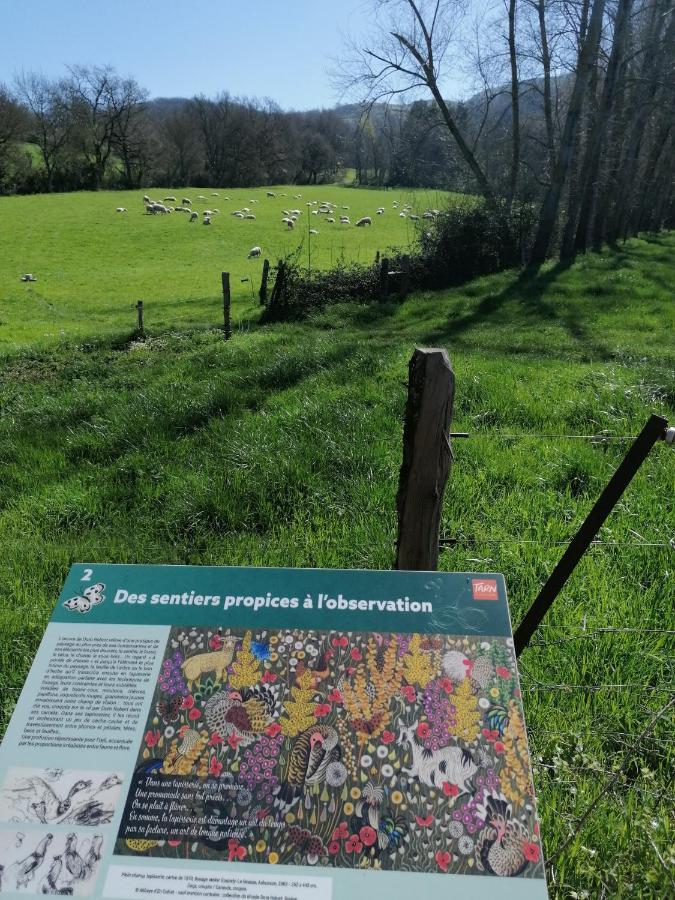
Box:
115;626;543;880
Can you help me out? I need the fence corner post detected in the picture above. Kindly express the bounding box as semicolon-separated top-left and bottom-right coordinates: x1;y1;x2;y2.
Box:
221;272;231;340
379;257;390;301
135;300;144;334
395;347;455;570
259;259;270;306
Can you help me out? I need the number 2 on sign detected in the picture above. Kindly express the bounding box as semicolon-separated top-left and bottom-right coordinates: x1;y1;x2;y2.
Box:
81;569;93;582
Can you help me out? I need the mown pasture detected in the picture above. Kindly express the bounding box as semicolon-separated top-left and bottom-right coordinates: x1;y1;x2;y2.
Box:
0;185;455;348
0;193;673;898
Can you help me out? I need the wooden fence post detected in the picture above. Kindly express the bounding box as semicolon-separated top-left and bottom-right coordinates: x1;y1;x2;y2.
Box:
221;272;231;340
379;257;390;300
259;259;270;305
395;348;455;570
400;255;411;297
135;300;144;333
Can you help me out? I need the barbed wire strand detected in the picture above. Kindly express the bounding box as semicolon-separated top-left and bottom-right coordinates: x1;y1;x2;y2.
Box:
545;696;675;867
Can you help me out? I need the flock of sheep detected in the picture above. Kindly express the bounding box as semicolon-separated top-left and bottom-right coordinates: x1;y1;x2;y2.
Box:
114;190;441;261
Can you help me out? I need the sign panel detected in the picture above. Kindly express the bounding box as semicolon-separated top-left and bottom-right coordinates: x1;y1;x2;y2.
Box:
0;564;548;899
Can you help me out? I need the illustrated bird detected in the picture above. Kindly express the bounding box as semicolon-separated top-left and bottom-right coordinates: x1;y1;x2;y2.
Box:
93;774;122;795
274;725;340;813
40;855;73;895
475;793;532;877
294;643;330;688
15;777;91;823
205;685;277;745
82;835;103;879
63;834;87;881
12;833;53;888
348;781;408;856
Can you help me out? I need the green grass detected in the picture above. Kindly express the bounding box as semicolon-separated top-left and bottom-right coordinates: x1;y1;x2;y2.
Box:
0;219;674;897
0;184;456;348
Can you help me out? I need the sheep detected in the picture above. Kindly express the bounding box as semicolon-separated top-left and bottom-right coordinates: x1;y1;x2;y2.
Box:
143;194;151;204
376;208;385;215
248;246;262;258
266;191;275;197
281;217;294;228
164;196;176;202
116;207;127;212
326;217;335;223
291;209;301;216
211;192;219;196
355;216;372;227
294;193;302;199
189;211;198;222
197;194;207;200
234;212;245;218
213;208;220;214
342;205;350;210
399;212;407;218
21;273;37;282
309;229;319;235
182;198;192;206
242;207;250;213
340;216;350;223
224;196;230;200
244;214;256;220
422;211;435;220
311;210;319;215
231;210;242;216
410;214;420;221
203;216;211;225
203;209;213;217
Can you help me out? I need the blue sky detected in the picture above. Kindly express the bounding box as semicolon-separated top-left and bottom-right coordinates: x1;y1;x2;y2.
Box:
1;0;474;109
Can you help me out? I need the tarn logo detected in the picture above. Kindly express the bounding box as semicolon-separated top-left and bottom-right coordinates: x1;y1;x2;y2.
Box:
472;579;498;600
63;583;106;614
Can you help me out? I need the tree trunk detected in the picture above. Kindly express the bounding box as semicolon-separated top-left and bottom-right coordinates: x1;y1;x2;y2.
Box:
508;0;520;204
529;0;606;266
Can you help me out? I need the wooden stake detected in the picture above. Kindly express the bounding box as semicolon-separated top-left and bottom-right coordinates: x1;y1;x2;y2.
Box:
379;257;390;300
395;348;455;570
259;259;270;305
221;272;231;340
136;300;144;333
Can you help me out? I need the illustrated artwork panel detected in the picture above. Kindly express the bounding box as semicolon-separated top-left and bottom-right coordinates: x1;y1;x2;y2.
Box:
114;627;544;880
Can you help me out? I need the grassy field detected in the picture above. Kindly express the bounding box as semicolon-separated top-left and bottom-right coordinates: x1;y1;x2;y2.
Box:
0;184;455;348
0;207;673;896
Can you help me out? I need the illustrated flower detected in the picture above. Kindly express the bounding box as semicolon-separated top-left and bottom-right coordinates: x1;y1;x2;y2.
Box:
209;756;223;777
208;731;224;746
523;842;541;863
415;814;434;828
346;666;356;676
494;741;505;754
359;826;377;847
167;840;182;847
438;677;453;694
435;850;451;872
164;726;175;739
442;782;459;797
188;707;201;721
416;722;431;740
228;734;242;750
227;839;246;861
262;671;277;684
144;730;160;748
376;745;388;758
458;835;474;855
252;641;271;660
332;636;348;648
209;635;223;650
478;697;490;710
496;666;511;678
255;840;266;853
328;840;340;855
381;764;394;778
314;703;331;717
400;685;416;702
391;791;403;805
181;695;195;710
343;802;354;815
332;822;350;840
326;762;348;787
360;755;373;768
265;723;282;738
345;835;363;853
350;648;362;661
327;689;343;703
381;730;395;744
268;852;279;864
448;821;464;838
490;687;500;699
324;649;334;659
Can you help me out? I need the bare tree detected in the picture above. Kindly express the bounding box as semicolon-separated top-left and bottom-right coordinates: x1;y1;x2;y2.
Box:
342;0;500;206
15;72;72;191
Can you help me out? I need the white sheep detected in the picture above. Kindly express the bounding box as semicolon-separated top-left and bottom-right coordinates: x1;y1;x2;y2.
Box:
326;217;335;223
281;217;294;229
143;194;151;203
376;208;385;215
182;198;192;206
410;214;420;221
248;246;262;258
340;216;350;223
309;229;319;235
211;192;219;196
203;209;213;216
242;207;250;213
234;212;244;218
116;207;127;212
399;212;407;218
21;273;37;282
164;196;176;202
244;214;256;220
311;210;319;215
189;211;198;222
203;217;211;225
267;191;275;197
355;216;372;227
197;194;207;200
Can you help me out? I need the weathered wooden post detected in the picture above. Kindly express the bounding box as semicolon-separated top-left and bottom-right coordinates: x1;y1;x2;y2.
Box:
135;300;144;333
395;348;455;570
400;255;411;298
221;272;231;340
259;259;270;305
375;250;380;266
379;257;390;300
